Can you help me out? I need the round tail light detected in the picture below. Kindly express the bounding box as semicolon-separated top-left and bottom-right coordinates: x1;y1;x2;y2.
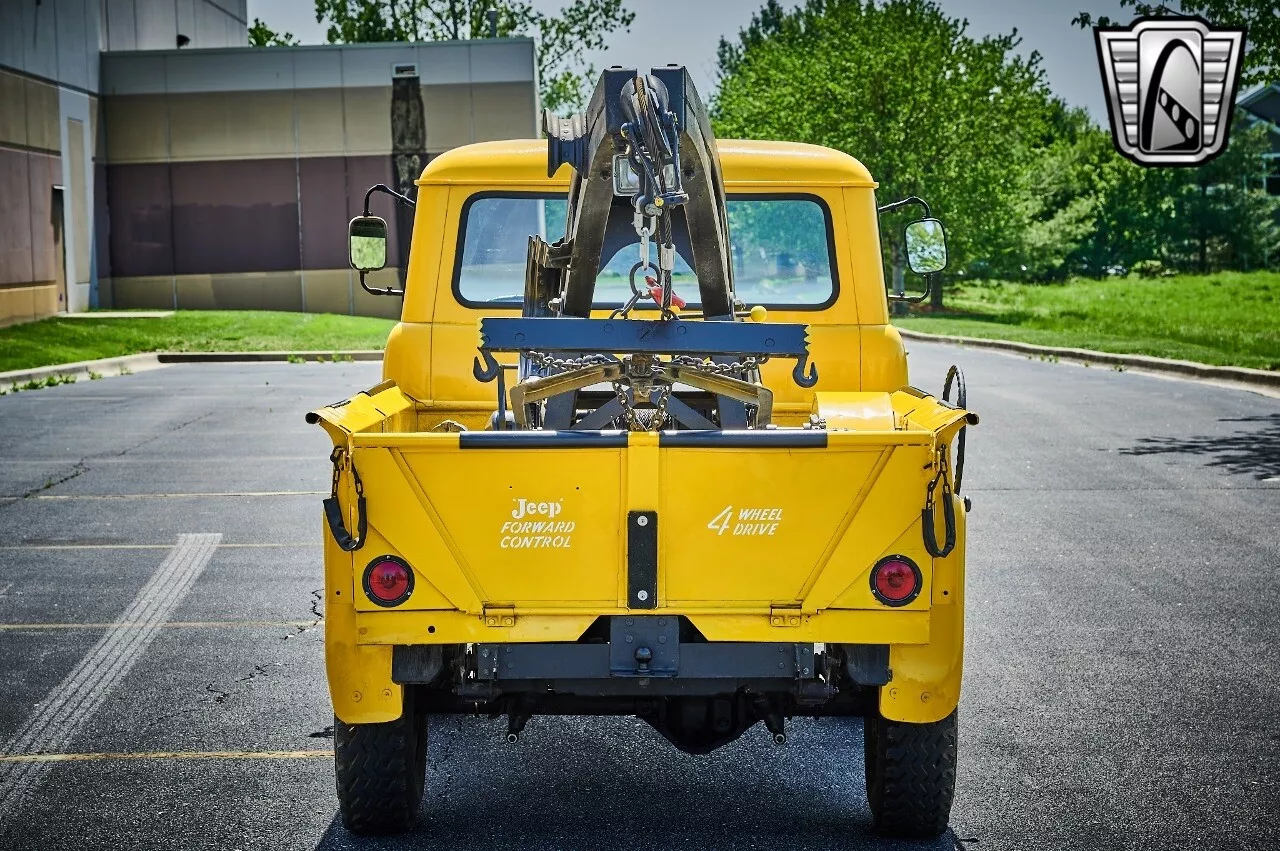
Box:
870;555;922;606
362;556;414;607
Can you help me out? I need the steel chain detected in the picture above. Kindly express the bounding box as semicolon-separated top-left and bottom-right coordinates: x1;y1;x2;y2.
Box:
526;351;618;372
669;355;763;376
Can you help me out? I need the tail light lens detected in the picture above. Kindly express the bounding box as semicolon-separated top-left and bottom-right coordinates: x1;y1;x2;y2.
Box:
870;555;922;606
362;556;414;607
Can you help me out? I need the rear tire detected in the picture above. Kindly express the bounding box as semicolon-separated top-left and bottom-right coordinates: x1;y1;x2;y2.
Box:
334;689;427;835
863;708;957;838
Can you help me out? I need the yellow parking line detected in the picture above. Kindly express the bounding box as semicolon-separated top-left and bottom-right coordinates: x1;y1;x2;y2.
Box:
0;750;334;764
27;491;325;500
0;620;321;630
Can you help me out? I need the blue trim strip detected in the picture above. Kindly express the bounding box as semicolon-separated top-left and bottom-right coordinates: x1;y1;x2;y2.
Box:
479;316;811;357
658;430;828;448
459;431;628;449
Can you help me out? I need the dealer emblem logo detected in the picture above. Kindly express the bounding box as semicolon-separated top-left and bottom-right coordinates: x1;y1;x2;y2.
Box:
1094;16;1246;167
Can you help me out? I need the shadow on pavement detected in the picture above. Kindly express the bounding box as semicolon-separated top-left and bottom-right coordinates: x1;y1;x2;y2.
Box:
312;716;963;851
1120;413;1280;480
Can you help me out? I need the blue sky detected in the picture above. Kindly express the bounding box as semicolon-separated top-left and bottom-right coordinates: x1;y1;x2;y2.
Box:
250;0;1133;120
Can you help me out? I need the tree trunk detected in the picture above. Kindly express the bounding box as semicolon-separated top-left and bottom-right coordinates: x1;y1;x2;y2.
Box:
930;271;943;310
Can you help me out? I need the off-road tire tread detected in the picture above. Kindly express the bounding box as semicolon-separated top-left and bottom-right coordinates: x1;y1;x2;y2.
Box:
334;699;426;836
864;709;957;838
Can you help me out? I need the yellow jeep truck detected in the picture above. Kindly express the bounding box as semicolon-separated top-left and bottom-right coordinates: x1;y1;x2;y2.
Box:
310;68;973;839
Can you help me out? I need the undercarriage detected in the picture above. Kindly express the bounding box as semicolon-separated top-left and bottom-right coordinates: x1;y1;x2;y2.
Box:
393;616;886;755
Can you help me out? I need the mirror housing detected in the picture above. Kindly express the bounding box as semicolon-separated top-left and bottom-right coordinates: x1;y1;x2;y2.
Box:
349;216;388;273
904;218;948;275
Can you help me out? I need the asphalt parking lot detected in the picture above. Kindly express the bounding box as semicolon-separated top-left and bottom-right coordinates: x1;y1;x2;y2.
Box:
0;343;1277;850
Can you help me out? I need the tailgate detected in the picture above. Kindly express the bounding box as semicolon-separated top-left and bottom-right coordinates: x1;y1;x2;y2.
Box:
310;385;971;618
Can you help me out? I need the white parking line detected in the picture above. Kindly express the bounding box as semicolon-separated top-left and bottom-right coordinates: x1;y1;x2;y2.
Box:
0;533;222;819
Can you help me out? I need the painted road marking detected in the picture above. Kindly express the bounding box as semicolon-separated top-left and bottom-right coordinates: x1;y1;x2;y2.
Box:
0;750;333;764
21;491;324;500
0;533;222;818
0;543;317;550
0;620;320;631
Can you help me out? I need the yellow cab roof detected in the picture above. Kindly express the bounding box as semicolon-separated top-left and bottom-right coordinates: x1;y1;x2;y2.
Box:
417;138;877;189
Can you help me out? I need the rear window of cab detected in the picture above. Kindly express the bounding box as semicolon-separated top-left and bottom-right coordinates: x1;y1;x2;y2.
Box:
452;194;838;310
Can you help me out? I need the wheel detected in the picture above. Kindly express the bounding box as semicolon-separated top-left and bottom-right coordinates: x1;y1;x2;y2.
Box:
863;708;957;838
334;689;427;835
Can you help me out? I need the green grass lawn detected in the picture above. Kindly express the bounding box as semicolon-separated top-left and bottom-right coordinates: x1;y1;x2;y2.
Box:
896;272;1280;371
0;310;397;373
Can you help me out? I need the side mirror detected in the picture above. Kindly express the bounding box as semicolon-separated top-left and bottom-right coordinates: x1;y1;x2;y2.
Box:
349;216;388;272
904;217;948;274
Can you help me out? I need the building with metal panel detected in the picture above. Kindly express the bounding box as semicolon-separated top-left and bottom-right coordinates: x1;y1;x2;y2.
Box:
0;0;539;326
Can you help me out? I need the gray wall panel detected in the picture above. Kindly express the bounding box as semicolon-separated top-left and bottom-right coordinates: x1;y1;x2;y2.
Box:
138;0;179;50
292;49;343;89
0;2;25;73
101;40;534;95
194;0;227;48
55;0;94;93
99;54;166;95
176;0;197;43
164;48;294;93
469;41;536;84
105;0;138;52
21;0;59;81
340;46;414;88
415;43;470;86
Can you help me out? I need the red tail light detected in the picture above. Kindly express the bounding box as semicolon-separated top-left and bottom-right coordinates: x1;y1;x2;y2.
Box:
362;556;414;607
870;555;922;606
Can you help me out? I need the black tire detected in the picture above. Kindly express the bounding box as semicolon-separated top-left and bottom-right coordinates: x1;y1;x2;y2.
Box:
863;708;957;838
334;689;427;835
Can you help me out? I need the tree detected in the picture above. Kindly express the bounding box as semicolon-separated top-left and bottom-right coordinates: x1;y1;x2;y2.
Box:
248;18;300;46
313;0;634;111
714;0;1056;308
1013;108;1277;277
1073;1;1278;88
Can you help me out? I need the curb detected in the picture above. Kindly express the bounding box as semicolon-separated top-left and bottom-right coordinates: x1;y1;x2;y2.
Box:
0;350;384;386
897;328;1280;390
0;353;164;386
156;351;384;364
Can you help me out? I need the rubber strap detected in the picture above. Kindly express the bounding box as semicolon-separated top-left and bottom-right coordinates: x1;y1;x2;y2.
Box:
324;494;367;552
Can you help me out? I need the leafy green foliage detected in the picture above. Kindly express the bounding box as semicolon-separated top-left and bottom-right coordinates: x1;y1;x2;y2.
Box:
713;0;1055;306
1014;110;1278;279
1073;1;1278;87
313;0;634;110
248;18;300;46
897;273;1280;369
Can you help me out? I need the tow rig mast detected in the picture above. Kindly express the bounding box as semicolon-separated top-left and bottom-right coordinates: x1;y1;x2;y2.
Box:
472;66;818;433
